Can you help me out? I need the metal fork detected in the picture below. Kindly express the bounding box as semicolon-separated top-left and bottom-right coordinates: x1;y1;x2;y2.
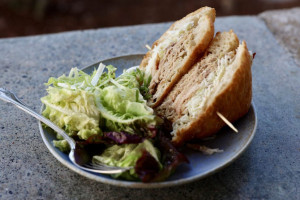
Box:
0;88;131;174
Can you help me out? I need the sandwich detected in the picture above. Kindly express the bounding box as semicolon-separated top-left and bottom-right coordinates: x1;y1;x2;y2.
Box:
155;31;252;145
140;7;216;107
140;10;253;145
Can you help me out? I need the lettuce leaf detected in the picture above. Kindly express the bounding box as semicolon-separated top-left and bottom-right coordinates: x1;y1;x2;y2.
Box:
95;84;160;136
135;132;189;182
93;139;161;180
53;140;70;152
45;65;116;92
103;131;144;144
117;68;152;100
41;88;101;140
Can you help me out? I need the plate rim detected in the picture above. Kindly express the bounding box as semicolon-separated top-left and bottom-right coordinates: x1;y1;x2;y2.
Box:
38;54;257;188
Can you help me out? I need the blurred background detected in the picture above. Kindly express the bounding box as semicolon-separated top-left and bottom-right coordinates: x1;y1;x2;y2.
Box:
0;0;299;38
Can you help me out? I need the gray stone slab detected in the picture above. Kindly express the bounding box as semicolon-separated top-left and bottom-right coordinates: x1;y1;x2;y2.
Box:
0;15;299;200
259;7;300;66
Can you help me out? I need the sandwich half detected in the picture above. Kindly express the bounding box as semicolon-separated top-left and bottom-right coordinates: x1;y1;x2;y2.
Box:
155;31;253;145
140;7;216;107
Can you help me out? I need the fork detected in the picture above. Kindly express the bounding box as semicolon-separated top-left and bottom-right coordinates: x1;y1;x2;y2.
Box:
0;88;131;174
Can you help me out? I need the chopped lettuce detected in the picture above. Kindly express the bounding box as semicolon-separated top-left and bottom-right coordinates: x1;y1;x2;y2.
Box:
41;63;159;148
93;139;161;180
53;140;70;152
117;68;152;100
42;64;159;139
103;131;144;144
94;69;161;136
41;88;101;140
41;63;184;182
95;84;159;136
45;64;116;92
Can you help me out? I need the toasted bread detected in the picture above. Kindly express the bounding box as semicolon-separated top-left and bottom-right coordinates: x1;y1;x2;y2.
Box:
140;7;216;107
155;31;252;145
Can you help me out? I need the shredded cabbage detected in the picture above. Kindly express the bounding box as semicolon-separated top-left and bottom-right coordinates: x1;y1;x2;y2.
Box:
42;63;160;152
94;69;160;135
41;88;101;141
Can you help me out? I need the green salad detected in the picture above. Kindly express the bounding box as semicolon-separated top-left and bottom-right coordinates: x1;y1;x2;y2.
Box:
41;63;188;182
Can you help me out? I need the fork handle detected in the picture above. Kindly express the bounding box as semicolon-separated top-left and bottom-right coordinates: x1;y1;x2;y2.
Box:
0;89;76;149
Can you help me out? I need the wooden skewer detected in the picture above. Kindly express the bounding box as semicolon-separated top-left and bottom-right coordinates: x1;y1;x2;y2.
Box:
216;112;238;133
145;44;151;50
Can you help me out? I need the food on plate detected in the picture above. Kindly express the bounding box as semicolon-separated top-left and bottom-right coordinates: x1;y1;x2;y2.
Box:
41;65;188;182
41;65;160;147
41;6;253;182
140;7;216;107
154;31;253;145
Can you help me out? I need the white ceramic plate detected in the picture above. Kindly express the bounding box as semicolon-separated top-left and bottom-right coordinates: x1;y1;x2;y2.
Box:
39;54;257;188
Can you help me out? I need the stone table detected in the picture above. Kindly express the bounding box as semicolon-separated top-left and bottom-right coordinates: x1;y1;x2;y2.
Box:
0;7;299;200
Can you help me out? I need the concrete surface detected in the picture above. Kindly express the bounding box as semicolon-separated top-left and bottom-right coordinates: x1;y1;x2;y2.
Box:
260;7;300;65
0;8;299;200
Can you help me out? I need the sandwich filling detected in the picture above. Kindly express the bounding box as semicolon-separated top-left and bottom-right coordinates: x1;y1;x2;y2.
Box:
172;52;236;134
185;52;235;119
144;20;195;75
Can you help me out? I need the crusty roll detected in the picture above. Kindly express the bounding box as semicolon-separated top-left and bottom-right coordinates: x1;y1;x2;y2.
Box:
140;7;216;107
155;31;252;145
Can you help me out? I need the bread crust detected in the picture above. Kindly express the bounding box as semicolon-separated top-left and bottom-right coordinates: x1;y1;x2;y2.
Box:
153;6;216;49
172;41;252;145
139;7;216;107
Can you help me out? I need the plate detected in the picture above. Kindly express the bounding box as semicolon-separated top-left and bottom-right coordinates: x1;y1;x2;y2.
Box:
38;54;257;188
